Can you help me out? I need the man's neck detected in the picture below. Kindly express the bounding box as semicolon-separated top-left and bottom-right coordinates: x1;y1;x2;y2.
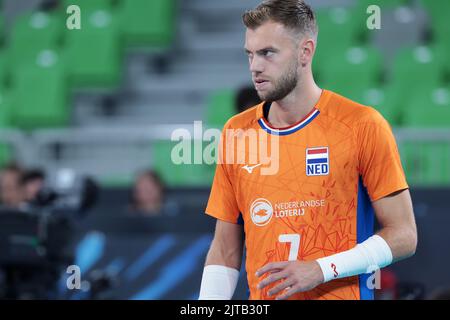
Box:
267;80;322;128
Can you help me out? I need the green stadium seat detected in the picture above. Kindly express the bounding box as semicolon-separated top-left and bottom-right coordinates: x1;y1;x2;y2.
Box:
11;49;69;130
404;86;450;128
100;175;134;188
0;90;12;167
0;143;11;168
0;51;9;89
320;46;383;97
401;142;450;187
315;6;363;49
152;140;214;187
400;86;450;186
64;8;122;88
119;0;176;48
420;0;450;15
0;89;12;126
62;0;114;11
0;11;4;44
205;89;236;128
314;6;364;79
356;0;409;9
391;46;445;85
420;0;450;44
387;46;445;122
314;1;409;79
341;86;400;126
8;11;63;69
434;42;450;78
203;89;239;183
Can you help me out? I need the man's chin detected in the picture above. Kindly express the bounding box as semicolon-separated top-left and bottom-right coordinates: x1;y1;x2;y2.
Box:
256;90;272;102
258;93;278;103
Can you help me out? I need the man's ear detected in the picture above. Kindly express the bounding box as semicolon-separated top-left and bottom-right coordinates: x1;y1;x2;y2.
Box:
299;38;315;67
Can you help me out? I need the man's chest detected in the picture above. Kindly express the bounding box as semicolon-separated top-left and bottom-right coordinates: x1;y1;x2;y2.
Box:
229;132;359;217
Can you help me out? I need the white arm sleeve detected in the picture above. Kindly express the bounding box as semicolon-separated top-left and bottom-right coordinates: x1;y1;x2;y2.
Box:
198;265;240;300
316;235;393;282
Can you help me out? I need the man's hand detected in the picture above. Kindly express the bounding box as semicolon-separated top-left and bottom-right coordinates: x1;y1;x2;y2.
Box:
256;260;324;300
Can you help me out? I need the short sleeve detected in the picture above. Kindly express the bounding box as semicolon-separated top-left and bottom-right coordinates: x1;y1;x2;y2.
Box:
205;125;241;224
357;109;409;202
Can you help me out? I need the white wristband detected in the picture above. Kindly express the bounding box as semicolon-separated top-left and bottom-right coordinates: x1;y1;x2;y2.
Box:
199;265;240;300
316;235;393;283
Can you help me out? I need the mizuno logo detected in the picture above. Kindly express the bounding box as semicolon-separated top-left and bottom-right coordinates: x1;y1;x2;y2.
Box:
242;164;262;174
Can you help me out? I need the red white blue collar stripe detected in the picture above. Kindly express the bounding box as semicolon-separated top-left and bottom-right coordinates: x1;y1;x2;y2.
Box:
258;108;320;136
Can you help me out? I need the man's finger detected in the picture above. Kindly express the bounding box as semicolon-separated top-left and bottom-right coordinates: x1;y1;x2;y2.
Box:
256;261;289;277
267;278;295;296
257;271;288;290
275;285;298;300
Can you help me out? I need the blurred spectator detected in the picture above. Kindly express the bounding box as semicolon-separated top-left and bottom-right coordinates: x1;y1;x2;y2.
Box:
130;170;171;216
0;163;24;208
20;169;46;203
235;86;261;113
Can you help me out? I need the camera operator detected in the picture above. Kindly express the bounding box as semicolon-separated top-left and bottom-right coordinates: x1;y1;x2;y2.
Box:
20;169;46;205
0;168;99;299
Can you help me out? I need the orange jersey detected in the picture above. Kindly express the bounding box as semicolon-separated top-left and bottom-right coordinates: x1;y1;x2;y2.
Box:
205;89;408;300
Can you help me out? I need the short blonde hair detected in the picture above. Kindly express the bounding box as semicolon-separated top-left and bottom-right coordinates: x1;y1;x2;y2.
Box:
243;0;318;38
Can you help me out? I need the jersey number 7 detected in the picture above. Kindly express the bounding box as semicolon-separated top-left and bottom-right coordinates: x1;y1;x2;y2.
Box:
279;234;300;261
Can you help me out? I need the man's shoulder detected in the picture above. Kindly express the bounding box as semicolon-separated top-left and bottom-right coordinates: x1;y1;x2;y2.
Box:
323;90;386;127
223;103;263;130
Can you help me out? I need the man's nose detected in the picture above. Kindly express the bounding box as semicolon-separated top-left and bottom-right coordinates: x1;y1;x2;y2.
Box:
249;55;264;74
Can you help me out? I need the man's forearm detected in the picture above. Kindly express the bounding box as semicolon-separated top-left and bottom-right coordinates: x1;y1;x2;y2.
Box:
199;229;243;300
199;248;242;300
204;236;243;270
372;189;418;263
376;226;417;263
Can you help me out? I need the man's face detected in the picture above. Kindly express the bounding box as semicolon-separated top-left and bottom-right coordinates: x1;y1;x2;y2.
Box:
0;170;23;206
24;178;44;202
135;175;161;206
245;21;300;102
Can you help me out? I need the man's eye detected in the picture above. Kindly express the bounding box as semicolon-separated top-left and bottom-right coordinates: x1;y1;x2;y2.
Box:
263;51;274;57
